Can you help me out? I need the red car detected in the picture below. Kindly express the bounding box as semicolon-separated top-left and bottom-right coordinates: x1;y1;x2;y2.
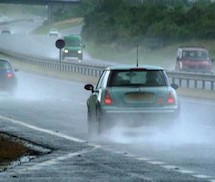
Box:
175;47;214;73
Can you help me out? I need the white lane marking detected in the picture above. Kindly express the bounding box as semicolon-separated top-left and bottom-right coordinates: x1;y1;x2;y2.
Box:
162;165;179;170
114;152;214;181
147;161;164;165
21;147;100;172
177;169;195;174
1;115;214;180
113;150;124;154
136;157;151;161
192;174;212;179
0;115;86;143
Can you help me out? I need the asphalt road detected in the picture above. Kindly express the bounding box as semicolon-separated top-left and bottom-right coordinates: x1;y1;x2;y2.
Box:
0;19;214;181
0;71;214;181
0;20;116;66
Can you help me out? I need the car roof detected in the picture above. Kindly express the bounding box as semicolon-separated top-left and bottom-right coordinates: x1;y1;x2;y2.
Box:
64;34;81;39
178;46;208;52
0;58;10;62
106;65;164;71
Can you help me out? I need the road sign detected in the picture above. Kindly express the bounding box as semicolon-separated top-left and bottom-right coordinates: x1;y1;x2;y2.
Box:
55;39;65;49
55;39;65;71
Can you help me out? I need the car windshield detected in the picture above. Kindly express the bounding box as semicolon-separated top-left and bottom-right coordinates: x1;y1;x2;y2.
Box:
0;60;11;70
108;70;167;87
65;38;81;46
182;50;209;60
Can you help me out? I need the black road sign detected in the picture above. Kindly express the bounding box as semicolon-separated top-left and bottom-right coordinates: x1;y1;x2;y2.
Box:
55;39;65;49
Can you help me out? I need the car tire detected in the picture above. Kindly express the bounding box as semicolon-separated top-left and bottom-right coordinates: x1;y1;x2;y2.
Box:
87;107;104;140
87;109;98;140
96;107;104;134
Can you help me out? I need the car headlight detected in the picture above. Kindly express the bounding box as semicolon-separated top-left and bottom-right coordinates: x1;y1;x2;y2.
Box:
78;50;82;54
64;49;68;53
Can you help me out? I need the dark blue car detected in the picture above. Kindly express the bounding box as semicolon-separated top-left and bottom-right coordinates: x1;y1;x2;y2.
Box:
0;58;18;94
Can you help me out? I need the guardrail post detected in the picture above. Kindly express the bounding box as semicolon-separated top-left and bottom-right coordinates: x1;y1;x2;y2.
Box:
203;81;206;90
211;81;214;90
179;79;182;87
194;80;198;88
186;79;189;88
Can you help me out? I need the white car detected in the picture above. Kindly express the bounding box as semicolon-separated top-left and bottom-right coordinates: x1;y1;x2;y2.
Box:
48;28;59;37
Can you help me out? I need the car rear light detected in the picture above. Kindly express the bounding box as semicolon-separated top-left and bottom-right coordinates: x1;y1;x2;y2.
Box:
7;73;13;78
167;92;175;104
104;91;112;105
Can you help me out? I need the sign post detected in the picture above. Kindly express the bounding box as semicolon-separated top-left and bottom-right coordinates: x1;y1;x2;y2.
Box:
55;39;65;71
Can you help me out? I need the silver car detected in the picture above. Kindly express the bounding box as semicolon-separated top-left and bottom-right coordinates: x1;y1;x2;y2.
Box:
85;65;180;138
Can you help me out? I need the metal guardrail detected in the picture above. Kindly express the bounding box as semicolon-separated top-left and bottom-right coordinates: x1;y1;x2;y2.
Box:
0;48;105;77
0;48;215;91
167;71;215;90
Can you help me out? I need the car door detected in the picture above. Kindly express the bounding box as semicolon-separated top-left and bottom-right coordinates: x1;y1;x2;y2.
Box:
88;70;110;115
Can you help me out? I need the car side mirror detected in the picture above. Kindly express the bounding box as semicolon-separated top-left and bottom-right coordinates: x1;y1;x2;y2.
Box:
171;83;178;90
84;84;94;92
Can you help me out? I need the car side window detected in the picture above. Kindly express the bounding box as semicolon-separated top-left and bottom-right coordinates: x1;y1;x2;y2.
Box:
96;70;110;89
0;61;11;69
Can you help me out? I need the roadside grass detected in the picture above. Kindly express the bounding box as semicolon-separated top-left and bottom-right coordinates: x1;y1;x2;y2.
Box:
85;40;215;70
33;17;84;34
0;134;28;169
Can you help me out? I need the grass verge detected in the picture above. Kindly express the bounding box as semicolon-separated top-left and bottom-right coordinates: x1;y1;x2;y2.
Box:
0;134;30;171
85;40;215;70
0;134;28;163
33;18;84;34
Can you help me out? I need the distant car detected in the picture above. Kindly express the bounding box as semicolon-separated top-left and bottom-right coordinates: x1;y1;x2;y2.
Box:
1;26;11;34
0;58;18;94
84;65;180;138
48;28;59;37
62;34;85;61
175;46;214;73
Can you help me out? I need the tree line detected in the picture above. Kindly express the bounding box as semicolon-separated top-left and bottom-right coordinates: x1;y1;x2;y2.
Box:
78;0;215;48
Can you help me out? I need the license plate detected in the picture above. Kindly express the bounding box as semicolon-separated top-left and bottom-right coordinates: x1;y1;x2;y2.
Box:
125;92;154;101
